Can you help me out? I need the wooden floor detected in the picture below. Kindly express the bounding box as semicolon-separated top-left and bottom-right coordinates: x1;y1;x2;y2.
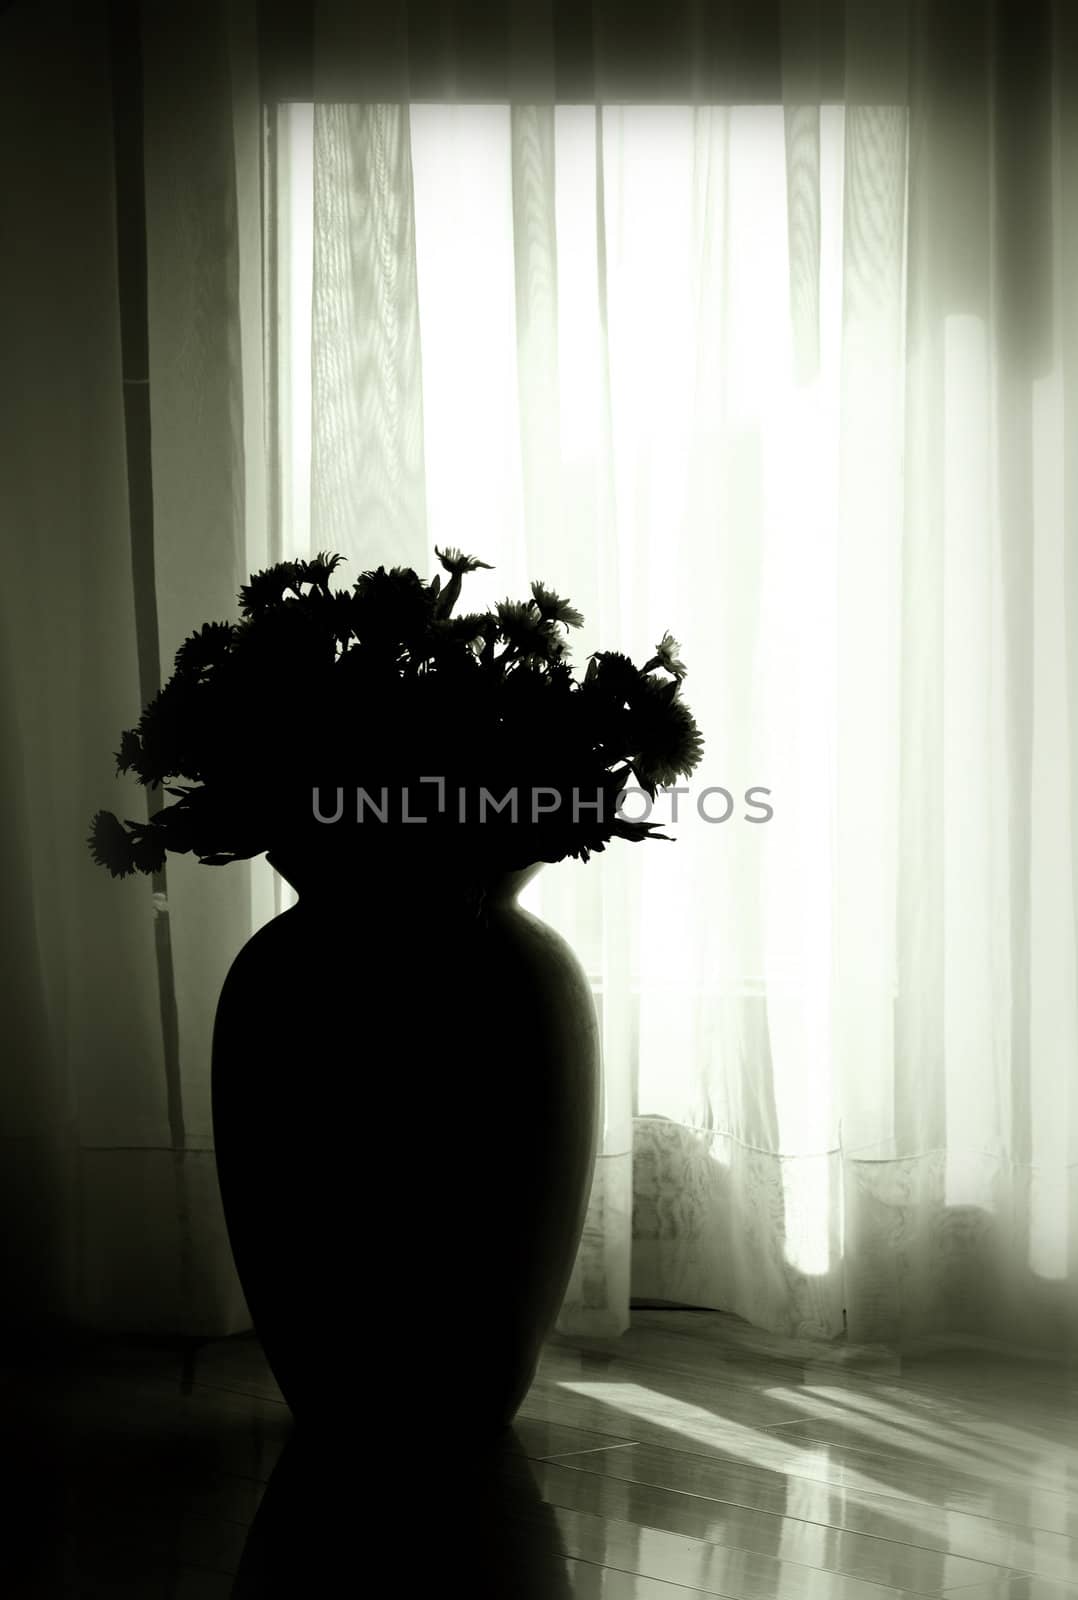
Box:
3;1308;1076;1596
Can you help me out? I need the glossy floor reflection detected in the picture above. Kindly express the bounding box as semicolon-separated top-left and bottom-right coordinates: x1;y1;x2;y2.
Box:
230;1428;573;1598
1;1310;1076;1596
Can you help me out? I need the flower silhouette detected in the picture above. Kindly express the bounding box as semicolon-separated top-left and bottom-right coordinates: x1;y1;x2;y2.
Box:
643;632;687;679
89;554;704;878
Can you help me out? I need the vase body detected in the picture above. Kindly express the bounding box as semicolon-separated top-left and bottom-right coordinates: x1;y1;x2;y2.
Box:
211;858;599;1433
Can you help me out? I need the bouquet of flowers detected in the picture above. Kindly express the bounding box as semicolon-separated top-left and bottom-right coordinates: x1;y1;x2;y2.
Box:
88;548;704;878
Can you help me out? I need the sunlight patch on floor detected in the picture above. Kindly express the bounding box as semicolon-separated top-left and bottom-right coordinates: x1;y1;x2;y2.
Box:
758;1383;1078;1481
550;1378;888;1491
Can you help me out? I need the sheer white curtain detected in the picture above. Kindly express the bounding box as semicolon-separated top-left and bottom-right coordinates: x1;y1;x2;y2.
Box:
5;1;1076;1354
274;74;1078;1351
1;2;262;1337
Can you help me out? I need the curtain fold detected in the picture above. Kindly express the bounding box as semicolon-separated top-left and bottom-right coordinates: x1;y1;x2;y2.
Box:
0;1;265;1336
1;3;181;1334
138;0;267;1334
308;104;428;570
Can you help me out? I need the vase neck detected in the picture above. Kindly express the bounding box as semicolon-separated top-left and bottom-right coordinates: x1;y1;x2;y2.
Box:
267;849;541;912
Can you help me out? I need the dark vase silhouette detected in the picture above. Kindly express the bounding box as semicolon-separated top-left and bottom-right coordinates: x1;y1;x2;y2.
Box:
212;849;600;1434
90;550;700;1431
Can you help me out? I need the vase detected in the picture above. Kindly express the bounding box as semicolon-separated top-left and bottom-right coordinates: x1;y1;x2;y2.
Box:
211;849;600;1434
